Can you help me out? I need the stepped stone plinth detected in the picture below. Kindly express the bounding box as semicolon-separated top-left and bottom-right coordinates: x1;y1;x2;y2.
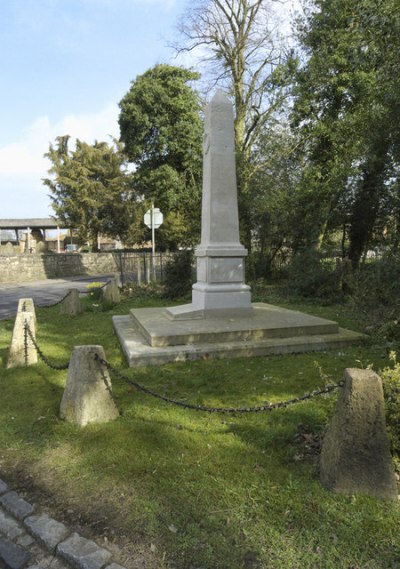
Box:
132;304;339;348
113;305;363;367
113;91;364;367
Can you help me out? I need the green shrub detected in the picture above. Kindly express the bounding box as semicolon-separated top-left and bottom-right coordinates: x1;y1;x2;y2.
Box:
350;254;400;344
121;282;164;300
286;249;345;302
352;253;400;308
381;352;400;471
163;249;194;300
84;282;115;312
86;282;104;301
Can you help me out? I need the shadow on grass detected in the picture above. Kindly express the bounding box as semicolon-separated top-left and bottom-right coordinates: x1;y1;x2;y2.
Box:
36;404;400;568
1;367;399;568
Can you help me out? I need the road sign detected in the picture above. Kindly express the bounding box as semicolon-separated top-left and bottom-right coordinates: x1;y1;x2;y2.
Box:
144;207;163;229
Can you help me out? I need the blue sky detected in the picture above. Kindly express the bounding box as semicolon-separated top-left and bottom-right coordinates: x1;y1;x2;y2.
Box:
0;0;188;218
0;0;298;219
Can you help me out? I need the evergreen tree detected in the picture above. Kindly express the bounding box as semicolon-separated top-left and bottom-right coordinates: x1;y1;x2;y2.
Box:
43;136;136;249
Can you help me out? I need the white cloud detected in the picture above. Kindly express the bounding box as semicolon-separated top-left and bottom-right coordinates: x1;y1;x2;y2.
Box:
0;174;53;218
0;103;120;217
0;103;119;176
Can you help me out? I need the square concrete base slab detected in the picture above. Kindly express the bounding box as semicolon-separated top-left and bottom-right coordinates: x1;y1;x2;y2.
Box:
113;303;365;367
132;303;339;347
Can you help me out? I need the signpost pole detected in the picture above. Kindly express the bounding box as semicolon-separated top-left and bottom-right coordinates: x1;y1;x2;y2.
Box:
151;203;155;280
144;205;163;282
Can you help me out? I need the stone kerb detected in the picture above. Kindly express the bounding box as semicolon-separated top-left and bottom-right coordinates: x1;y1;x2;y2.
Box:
320;368;398;500
60;289;83;316
7;299;38;369
60;345;119;426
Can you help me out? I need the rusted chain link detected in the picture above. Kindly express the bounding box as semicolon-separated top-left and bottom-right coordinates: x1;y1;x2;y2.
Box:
79;280;112;295
23;318;28;366
95;355;343;414
42;280;112;306
44;289;73;307
24;323;69;370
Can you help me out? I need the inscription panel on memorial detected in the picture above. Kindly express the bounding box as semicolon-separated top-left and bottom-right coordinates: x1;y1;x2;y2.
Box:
209;258;244;283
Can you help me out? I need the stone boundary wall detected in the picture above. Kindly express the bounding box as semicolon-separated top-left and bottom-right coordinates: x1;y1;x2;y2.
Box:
0;253;169;283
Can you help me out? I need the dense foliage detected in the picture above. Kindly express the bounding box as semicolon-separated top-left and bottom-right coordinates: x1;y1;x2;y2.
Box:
381;353;400;471
119;64;203;249
163;249;194;300
292;0;400;265
43;136;136;249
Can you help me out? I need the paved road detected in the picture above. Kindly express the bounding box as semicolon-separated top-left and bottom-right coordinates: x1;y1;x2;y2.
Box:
0;275;115;320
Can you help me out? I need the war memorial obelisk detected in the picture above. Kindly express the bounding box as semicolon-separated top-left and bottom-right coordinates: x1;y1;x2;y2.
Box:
166;90;251;320
113;92;363;366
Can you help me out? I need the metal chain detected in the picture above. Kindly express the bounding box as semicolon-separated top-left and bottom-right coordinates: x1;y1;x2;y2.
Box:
43;280;112;306
45;289;73;308
80;280;112;296
95;355;343;414
23;319;28;366
24;323;69;370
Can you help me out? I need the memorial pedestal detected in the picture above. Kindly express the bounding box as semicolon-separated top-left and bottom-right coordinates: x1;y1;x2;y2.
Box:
113;304;364;367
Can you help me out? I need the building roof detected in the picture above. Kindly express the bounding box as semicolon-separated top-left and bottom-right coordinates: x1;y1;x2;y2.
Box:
0;218;63;230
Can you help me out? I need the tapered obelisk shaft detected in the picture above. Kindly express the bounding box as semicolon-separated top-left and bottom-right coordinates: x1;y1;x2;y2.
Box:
197;90;244;253
166;90;251;320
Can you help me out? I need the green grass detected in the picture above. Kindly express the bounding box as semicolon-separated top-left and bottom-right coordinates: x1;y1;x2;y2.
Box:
0;291;399;569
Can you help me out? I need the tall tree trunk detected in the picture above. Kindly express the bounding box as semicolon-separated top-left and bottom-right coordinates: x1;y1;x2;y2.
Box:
348;139;389;267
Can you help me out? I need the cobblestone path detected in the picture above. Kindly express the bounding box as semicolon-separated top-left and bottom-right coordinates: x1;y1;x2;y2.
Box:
0;478;127;569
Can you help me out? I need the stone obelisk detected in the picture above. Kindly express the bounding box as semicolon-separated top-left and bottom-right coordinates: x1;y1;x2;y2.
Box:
167;91;252;320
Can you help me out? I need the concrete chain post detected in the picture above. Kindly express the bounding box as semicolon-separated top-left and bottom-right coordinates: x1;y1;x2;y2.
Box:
7;299;38;368
60;345;119;427
320;368;398;501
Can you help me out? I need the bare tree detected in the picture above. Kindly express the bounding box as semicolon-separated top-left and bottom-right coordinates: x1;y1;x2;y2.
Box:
175;0;295;247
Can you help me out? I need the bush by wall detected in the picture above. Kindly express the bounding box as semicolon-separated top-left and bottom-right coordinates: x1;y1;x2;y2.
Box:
163;249;194;300
381;352;400;471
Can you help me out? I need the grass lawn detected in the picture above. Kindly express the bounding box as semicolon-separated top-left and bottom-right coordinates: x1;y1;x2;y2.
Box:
0;290;399;569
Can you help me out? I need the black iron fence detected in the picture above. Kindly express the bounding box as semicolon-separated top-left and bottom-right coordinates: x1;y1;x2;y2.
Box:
112;252;174;286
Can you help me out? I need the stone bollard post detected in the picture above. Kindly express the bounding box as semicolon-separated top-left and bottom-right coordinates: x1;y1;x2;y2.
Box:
7;311;38;369
103;277;120;304
17;298;36;321
59;289;83;316
60;346;119;426
320;368;398;500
